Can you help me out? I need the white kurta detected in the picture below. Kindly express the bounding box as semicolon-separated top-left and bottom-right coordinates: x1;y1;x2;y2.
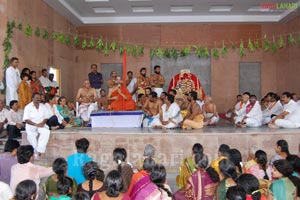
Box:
39;76;51;88
23;102;50;153
127;78;137;102
274;100;300;128
152;103;183;128
234;101;250;124
245;101;263;127
5;66;20;106
45;103;64;124
262;101;283;124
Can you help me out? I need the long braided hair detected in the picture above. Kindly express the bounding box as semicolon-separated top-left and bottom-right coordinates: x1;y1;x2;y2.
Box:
83;161;105;197
151;164;172;198
255;150;269;180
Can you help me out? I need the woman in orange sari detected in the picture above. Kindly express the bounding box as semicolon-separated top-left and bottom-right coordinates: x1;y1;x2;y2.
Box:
17;73;31;109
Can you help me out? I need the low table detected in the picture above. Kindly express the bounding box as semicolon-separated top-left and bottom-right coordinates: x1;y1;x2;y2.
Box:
90;110;144;128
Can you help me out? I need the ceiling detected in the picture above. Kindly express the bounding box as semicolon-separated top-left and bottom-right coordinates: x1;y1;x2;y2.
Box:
43;0;300;25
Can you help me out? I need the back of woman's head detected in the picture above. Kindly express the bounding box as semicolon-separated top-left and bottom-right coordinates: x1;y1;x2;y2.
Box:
151;164;172;197
255;150;269;180
219;144;230;157
83;161;104;197
195;153;208;169
286;154;300;174
192;143;203;155
273;159;300;190
57;176;73;196
229;149;243;174
151;164;166;185
237;174;261;200
113;148;127;163
72;192;90;200
226;186;246;200
143;158;156;172
219;159;238;181
105;170;123;197
53;157;67;179
15;180;37;200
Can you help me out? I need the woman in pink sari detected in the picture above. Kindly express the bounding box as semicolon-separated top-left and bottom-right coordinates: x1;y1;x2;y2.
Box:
174;154;220;200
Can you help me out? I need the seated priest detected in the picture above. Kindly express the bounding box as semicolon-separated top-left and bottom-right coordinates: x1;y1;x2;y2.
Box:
202;96;219;126
142;91;162;127
107;71;136;112
76;79;98;125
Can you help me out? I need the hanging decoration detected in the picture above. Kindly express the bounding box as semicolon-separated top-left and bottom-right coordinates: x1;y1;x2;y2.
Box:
2;20;300;74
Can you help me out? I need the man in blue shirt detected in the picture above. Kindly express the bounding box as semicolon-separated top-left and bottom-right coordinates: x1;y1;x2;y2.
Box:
88;64;103;98
67;138;93;184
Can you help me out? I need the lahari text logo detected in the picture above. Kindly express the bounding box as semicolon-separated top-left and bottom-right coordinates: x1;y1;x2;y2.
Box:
260;2;298;10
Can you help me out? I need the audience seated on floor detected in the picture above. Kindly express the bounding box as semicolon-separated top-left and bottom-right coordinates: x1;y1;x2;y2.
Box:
211;144;230;175
136;144;160;171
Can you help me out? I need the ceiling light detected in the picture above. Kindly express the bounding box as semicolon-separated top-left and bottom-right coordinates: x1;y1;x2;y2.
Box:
128;0;152;2
132;6;154;13
209;5;232;12
248;6;273;12
93;7;116;13
85;0;110;2
170;6;193;12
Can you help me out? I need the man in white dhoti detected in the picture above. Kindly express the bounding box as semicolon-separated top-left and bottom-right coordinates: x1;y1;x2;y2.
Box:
126;71;137;102
23;93;50;157
262;93;283;124
5;57;21;106
150;65;165;97
142;91;162;127
152;94;182;129
225;94;242;119
237;95;262;128
234;92;250;125
76;80;98;126
269;92;300;129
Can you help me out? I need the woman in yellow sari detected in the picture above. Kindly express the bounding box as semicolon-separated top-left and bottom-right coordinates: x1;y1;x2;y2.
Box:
17;73;31;109
176;143;203;188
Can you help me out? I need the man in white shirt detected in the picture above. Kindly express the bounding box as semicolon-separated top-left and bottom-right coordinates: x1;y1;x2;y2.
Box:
7;100;24;139
237;95;262;128
126;71;137;102
5;57;21;106
0;181;13;200
234;92;250;125
0;99;9;137
39;69;51;89
23;93;50;157
49;73;59;95
269;92;300;129
262;93;283;124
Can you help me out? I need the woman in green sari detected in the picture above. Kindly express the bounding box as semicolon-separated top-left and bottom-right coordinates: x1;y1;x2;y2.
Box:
214;159;237;200
176;143;203;188
268;159;298;200
57;97;82;127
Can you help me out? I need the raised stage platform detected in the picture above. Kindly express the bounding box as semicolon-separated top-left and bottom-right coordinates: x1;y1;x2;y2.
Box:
22;126;300;174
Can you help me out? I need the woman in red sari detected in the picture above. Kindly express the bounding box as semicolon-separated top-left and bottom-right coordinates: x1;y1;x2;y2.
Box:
29;71;45;95
174;153;220;200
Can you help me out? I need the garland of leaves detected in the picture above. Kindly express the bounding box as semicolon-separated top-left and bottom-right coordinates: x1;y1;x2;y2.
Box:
3;20;300;72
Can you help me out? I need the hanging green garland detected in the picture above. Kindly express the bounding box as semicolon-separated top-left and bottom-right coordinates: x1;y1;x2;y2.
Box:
221;41;227;57
248;38;255;52
57;33;64;43
271;36;278;53
88;37;95;48
138;45;144;55
212;42;220;59
163;48;171;58
278;35;284;48
35;27;40;37
73;34;80;47
171;48;178;59
288;33;296;45
96;38;104;52
119;43;124;55
239;40;245;57
24;24;32;36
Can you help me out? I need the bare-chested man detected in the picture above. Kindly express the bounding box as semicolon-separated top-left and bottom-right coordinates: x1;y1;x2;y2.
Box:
76;79;98;125
142;91;162;127
137;67;150;95
202;96;219;126
97;89;110;110
180;91;204;129
150;65;165;97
